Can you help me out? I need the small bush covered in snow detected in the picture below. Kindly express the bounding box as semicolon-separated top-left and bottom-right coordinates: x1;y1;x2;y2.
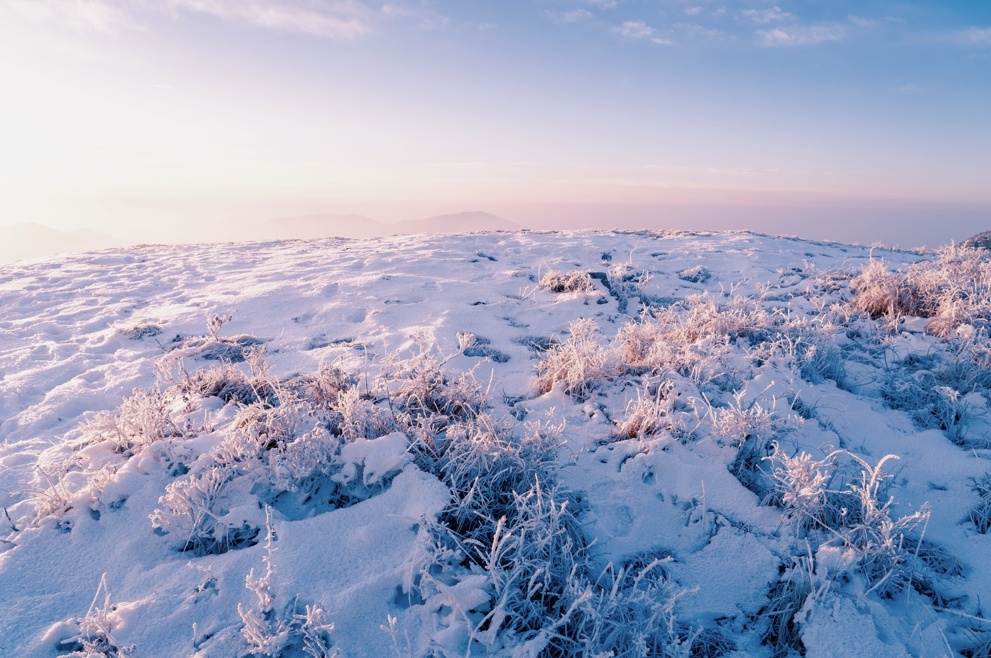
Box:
539;269;598;294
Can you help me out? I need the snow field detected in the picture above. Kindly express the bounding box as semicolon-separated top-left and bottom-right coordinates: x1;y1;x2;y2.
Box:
0;230;989;657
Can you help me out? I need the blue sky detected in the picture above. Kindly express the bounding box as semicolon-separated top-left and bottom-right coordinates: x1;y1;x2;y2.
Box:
0;0;989;246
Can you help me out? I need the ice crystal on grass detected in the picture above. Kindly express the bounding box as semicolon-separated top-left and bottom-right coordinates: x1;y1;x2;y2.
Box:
970;474;991;534
55;575;135;658
535;318;619;399
539;269;598;294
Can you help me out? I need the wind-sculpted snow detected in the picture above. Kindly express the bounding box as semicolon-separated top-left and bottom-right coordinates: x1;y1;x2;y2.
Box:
0;230;989;657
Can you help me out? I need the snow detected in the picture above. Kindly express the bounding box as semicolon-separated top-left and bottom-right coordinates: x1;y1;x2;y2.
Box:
0;229;988;657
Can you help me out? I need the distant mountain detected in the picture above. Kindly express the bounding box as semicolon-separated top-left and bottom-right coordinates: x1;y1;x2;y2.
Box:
962;230;991;251
0;223;120;265
246;213;386;241
395;211;519;234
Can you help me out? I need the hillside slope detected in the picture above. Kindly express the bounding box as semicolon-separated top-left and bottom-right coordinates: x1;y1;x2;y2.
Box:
0;230;989;657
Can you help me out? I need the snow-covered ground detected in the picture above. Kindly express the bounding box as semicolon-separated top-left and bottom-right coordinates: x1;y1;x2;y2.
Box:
1;230;989;657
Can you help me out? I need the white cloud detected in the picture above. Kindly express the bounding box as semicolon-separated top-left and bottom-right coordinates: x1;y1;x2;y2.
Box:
552;8;593;24
684;6;703;16
758;24;845;47
616;20;651;39
614;20;671;44
956;26;991;46
0;0;446;40
165;0;373;39
677;22;721;40
0;0;134;34
586;0;619;8
847;15;879;28
742;6;789;24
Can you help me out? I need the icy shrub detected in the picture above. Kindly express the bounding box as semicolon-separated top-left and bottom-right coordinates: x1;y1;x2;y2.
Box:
150;465;259;555
266;428;410;519
174;312;267;362
156;346;277;407
764;446;850;535
416;413;562;548
407;409;610;654
265;427;344;502
563;559;703;658
714;392;802;498
765;448;954;605
474;480;589;650
748;323;845;386
850;246;991;337
334;385;396;441
757;555;814;658
26;458;78;526
285;366;355;408
678;265;710;283
615;380;681;440
230;392;309;454
535;318;619;399
881;369;981;446
389;335;488;432
54;575;135;658
830;454;936;598
970;473;991;534
84;388;183;454
605;262;650;314
849;258;918;319
539;269;597;294
616;294;768;384
239;523;337;658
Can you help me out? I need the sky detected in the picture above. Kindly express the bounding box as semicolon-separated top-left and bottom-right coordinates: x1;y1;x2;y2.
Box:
0;0;989;248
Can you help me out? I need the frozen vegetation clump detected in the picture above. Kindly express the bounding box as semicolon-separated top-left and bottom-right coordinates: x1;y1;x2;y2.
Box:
535;318;620;399
238;522;338;658
538;269;598;294
53;575;135;658
971;473;991;534
850;245;991;337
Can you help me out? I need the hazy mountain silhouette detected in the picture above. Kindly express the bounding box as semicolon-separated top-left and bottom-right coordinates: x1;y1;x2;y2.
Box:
0;223;121;265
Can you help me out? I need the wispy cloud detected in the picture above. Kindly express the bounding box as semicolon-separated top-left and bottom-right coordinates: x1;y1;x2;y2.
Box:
758;23;845;47
683;6;703;16
677;22;722;40
955;26;991;46
1;0;134;34
586;0;619;8
165;0;374;39
547;8;593;25
742;6;789;25
614;20;671;45
1;0;444;40
847;15;879;28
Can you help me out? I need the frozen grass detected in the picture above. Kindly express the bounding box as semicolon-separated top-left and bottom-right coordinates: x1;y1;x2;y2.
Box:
539;269;598;294
850;245;991;337
970;474;991;534
535;318;620;399
238;520;338;657
54;575;134;658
